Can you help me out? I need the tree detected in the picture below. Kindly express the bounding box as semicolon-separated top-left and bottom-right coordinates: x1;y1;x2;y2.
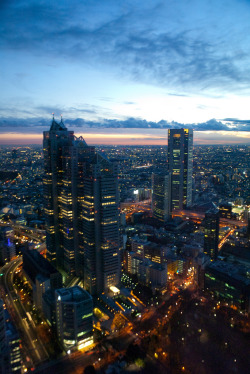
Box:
84;365;96;374
111;313;125;331
135;358;145;368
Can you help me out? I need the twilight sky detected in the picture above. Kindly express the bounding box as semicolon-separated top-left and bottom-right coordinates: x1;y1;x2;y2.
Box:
1;0;250;145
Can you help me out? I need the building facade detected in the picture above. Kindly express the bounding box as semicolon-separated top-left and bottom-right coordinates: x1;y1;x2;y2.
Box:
204;261;250;313
152;172;171;222
55;286;93;351
167;128;193;211
203;208;220;260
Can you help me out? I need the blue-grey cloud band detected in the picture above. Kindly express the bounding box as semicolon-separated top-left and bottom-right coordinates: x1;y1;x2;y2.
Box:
0;117;249;133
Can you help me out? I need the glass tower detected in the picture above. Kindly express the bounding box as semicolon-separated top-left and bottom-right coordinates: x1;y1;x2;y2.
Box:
167;128;193;211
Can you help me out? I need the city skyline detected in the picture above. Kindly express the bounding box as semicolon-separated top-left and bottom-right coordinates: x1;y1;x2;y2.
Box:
0;127;250;146
1;0;250;145
0;125;249;372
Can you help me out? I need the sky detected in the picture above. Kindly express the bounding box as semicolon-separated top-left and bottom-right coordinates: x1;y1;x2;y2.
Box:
1;0;250;145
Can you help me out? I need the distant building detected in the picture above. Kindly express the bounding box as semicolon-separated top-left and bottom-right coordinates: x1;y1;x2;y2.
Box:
124;250;167;289
138;260;167;289
144;242;164;264
152;172;171;222
131;238;148;258
55;286;93;351
124;251;142;275
193;252;210;290
219;203;233;219
204;208;220;260
11;149;18;159
0;227;15;265
167;128;193;211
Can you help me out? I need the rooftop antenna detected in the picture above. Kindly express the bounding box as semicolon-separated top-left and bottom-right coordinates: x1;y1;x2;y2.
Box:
60;114;63;122
52;112;55;120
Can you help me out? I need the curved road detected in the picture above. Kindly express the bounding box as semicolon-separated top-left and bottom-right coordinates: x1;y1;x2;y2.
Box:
1;255;49;369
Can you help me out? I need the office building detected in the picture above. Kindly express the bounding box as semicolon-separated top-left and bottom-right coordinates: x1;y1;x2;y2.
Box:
219;202;233;219
167;128;193;211
43;118;120;295
55;286;93;351
204;208;220;260
152;172;171;222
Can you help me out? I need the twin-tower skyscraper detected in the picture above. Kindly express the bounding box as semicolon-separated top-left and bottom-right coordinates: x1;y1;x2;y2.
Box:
43;118;120;295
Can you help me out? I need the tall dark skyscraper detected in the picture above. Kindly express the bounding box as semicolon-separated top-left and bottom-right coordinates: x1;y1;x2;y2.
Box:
43;118;120;295
204;208;220;260
168;128;193;211
152;172;171;223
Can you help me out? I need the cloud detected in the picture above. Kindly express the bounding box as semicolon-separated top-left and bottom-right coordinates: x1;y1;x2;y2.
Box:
1;116;250;133
1;1;250;94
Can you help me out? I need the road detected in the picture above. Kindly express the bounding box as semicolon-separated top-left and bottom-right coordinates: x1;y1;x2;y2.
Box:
0;227;49;370
1;257;50;369
173;209;247;227
218;228;235;250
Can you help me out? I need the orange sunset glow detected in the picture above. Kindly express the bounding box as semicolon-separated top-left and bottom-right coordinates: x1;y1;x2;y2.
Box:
0;130;250;145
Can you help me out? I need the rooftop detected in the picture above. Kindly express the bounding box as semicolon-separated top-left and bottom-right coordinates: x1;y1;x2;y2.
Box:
207;260;250;287
56;286;92;303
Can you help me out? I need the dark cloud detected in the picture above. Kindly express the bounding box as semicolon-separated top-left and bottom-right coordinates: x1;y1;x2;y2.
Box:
223;118;250;125
1;116;250;133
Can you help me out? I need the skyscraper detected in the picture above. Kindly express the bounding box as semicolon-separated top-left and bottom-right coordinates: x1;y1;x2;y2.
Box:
167;128;193;211
204;208;220;260
43;118;120;295
152;172;171;222
43;117;74;267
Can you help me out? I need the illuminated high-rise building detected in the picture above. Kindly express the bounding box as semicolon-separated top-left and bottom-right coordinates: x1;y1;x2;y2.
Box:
55;286;93;351
43;118;120;295
43;117;74;268
167;128;193;211
204;208;219;260
152;172;171;222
